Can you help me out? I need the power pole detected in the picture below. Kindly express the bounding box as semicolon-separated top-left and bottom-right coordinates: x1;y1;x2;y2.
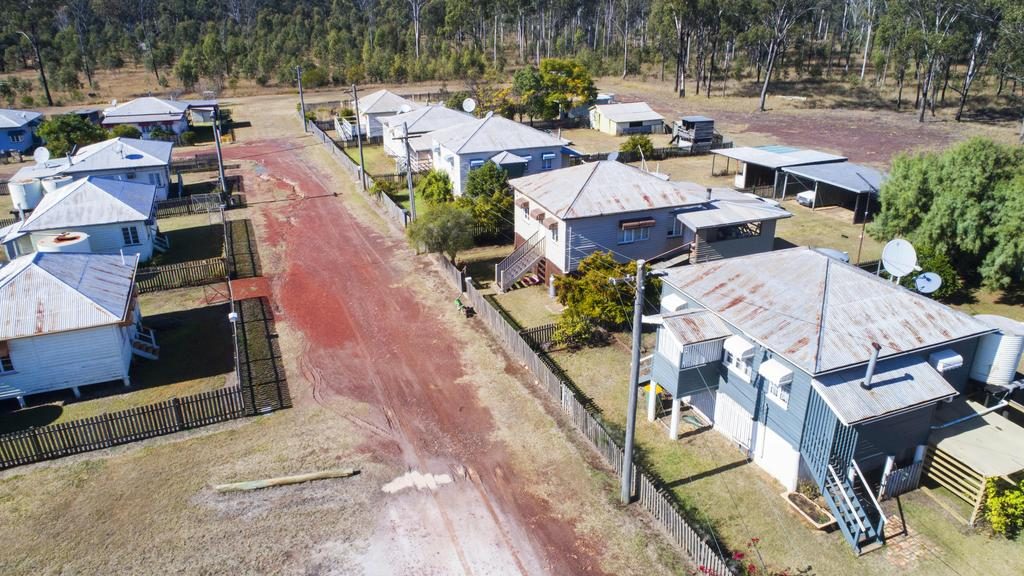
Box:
296;66;307;133
402;122;416;221
212;104;227;194
617;259;646;504
352;84;368;193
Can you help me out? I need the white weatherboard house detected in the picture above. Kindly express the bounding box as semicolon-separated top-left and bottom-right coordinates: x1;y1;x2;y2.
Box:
647;248;1009;553
0;252;158;407
380;105;475;170
1;177;160;262
102;97;190;138
12;137;173;200
430;114;568;197
496;161;790;291
352;89;421;138
589;102;665;135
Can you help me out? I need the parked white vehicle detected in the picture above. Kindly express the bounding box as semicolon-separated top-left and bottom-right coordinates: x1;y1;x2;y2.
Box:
796;190;816;207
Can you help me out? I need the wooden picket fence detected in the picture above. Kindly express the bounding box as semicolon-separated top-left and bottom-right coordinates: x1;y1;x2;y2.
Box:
460;279;733;575
156;193;223;218
136;258;227;293
520;323;557;348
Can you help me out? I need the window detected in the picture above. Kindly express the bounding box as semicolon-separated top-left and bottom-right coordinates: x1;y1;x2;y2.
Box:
541;152;556;171
765;378;792;408
9;131;25;143
149;172;163;187
122;226;140;246
469;159;484;171
668;215;685;237
550;225;558;241
619;226;650;244
0;355;12;373
723;350;753;381
712;221;762;242
125;172;137;180
758;358;793;408
522;204;530;218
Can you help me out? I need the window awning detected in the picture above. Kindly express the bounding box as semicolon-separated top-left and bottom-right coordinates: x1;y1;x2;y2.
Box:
929;349;964;373
541;152;556;159
723;335;754;359
621;218;657;230
530;207;546;220
543;216;559;228
514;197;530;208
758;358;793;384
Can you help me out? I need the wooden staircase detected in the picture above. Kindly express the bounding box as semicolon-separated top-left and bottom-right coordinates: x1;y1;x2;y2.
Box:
131;326;160;360
495;232;546;292
822;462;886;555
154;233;171;253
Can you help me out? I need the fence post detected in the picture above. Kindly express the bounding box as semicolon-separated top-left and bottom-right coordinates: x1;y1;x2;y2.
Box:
171;397;185;430
102;413;116;447
29;427;43;460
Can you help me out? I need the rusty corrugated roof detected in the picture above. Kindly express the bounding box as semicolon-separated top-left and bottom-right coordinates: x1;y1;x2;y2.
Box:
663;309;733;344
19;176;156;232
0;253;138;340
662;247;993;374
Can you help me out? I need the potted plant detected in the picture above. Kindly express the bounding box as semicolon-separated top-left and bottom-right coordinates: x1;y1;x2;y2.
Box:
783;482;836;531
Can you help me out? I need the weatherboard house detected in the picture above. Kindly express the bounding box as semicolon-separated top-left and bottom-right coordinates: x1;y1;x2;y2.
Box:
430;113;568;197
1;109;43;154
379;105;475;170
0;252;157;407
351;89;421;139
102;97;191;139
496;161;790;292
646;247;1005;553
1;176;161;262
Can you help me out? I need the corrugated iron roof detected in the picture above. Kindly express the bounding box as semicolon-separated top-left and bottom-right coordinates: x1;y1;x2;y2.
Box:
490;151;528;165
663;309;733;344
814;355;957;425
0;108;42;129
662;247;994;374
18;176;156;232
430;114;566;155
103;97;188;120
0;253;138;340
511;161;707;219
380;105;474;134
712;146;846;169
14;137;172;180
676;199;791;229
355;89;421;115
591;102;665;123
781;162;887;194
931;400;1024;477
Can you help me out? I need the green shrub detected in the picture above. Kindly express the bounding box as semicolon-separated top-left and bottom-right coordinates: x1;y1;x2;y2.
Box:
110;124;142;139
416;170;454;204
179;130;197;146
20;95;34;107
986;479;1024;538
620;134;654;158
552;309;595;350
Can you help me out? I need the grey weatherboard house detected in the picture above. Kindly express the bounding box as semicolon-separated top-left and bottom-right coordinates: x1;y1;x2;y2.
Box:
647;247;996;553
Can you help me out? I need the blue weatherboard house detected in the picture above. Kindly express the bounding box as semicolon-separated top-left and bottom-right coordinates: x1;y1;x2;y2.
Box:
0;109;42;154
647;247;1002;553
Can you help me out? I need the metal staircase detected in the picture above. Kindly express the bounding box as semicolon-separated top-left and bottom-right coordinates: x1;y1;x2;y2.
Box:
823;461;886;555
494;232;546;292
131;326;161;360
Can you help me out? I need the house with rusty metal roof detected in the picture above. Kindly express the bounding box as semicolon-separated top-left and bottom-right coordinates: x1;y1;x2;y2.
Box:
495;160;790;292
645;247;1018;554
0;252;159;407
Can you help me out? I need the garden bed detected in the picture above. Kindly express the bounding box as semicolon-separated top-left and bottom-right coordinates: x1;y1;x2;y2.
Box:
784;491;837;531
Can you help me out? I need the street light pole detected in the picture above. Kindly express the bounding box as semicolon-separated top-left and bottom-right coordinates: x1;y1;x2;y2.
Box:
212;104;227;194
296;66;307;133
352;84;368;193
620;258;646;504
402;122;417;221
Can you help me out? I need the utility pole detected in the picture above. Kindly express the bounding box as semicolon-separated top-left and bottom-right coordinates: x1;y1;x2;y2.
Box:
352;84;368;193
212;104;227;194
615;259;647;504
401;122;417;221
855;173;877;265
296;66;307;133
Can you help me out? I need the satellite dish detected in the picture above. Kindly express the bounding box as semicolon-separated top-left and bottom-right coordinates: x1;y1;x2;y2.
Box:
33;147;51;164
462;98;477;113
607;151;620;163
399;104;412;114
915;272;943;294
881;239;919;278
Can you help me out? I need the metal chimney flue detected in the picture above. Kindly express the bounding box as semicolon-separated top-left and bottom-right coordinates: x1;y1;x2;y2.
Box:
706;187;712;201
860;342;883;390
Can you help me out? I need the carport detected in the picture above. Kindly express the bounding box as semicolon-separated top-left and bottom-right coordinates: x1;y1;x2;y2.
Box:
779;162;886;224
710;145;846;197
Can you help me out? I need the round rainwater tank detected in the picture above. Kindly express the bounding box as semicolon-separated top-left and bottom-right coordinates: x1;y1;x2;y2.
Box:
41;175;74;195
36;232;92;254
9;179;44;211
970;314;1024;386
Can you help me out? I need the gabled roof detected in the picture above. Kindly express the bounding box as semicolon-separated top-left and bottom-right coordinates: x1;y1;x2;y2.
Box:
0;252;138;339
712;145;846;169
380;105;474;134
510;161;706;219
490;151;528;165
102;97;188;124
19;177;156;232
661;247;993;375
13;137;173;180
591;102;664;123
430;114;565;155
355;90;420;115
0;109;42;129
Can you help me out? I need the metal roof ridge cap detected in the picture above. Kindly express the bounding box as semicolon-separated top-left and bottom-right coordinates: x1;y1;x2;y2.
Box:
813;256;832;373
563;162;604;218
454;115;492;154
810;331;997;377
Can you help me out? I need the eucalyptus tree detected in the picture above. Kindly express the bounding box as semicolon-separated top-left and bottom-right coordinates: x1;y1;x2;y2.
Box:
757;0;817;112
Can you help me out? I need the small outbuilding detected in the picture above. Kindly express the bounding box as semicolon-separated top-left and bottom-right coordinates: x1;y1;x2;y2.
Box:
779;162;886;223
589;102;665;135
671;116;717;150
711;145;846;196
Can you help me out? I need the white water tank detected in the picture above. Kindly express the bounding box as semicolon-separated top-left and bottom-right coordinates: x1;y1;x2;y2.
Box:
36;232;92;254
41;175;74;195
9;179;44;211
970;314;1024;386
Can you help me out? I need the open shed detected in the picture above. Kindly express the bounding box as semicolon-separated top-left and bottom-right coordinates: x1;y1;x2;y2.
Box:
925;400;1024;525
779;162;886;223
711;145;846;197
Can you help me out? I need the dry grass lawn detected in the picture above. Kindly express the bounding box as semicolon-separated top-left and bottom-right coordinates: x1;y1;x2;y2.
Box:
561;128;674;155
775;199;884;263
343;144;396;176
492;285;562;328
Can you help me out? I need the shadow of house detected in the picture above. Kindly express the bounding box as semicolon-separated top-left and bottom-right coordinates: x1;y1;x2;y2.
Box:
0;404;63;435
132;303;234;388
153;224;225;266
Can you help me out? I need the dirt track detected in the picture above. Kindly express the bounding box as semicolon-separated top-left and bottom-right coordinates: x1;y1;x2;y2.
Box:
223;136;615;575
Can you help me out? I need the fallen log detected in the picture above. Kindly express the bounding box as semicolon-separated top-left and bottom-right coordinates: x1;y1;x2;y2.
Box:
213;469;360;493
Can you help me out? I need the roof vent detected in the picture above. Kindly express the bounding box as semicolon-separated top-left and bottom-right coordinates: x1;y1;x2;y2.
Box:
860;342;883;390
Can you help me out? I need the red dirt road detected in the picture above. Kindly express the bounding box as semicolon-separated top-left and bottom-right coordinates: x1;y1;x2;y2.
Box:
223;139;605;575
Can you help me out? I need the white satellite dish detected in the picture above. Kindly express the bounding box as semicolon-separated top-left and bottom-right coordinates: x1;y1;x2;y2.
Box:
33;147;51;164
607;151;620;163
915;272;942;294
881;239;919;279
399;104;412;114
462;98;477;113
